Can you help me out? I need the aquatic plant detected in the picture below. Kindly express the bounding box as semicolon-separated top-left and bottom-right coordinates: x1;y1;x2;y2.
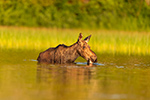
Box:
0;27;149;56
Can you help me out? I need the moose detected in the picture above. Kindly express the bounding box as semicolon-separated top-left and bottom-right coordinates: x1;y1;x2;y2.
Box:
37;33;97;65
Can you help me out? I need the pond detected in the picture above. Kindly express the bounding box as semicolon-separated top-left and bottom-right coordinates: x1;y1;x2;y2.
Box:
0;49;150;100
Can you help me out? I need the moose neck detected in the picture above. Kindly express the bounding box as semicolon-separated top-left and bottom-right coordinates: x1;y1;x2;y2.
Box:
66;42;80;63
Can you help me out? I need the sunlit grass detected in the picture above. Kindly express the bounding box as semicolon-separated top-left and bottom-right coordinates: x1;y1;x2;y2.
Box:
0;26;150;55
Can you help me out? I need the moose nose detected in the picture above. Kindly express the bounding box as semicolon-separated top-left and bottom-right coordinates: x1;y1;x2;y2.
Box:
91;56;97;63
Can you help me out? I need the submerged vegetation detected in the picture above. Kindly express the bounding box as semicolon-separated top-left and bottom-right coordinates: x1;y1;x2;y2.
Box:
0;27;149;56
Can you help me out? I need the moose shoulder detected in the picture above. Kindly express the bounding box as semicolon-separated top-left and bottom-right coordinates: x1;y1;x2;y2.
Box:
37;33;97;64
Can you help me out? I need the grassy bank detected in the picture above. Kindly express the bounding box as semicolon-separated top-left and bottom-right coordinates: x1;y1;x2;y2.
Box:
0;26;150;56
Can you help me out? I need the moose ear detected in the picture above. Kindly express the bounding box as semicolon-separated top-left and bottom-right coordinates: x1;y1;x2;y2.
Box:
84;35;91;43
78;33;83;42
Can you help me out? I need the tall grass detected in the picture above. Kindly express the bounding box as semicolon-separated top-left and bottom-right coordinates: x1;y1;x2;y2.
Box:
0;26;150;56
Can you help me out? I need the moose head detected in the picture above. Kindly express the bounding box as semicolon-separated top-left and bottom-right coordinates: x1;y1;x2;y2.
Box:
76;33;97;64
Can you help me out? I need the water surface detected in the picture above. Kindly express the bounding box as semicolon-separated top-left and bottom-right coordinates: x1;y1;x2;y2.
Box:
0;49;150;100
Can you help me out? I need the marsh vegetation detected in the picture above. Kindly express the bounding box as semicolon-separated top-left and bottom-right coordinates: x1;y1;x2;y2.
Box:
0;27;150;56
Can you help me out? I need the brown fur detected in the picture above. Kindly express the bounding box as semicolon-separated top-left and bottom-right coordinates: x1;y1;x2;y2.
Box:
37;33;97;64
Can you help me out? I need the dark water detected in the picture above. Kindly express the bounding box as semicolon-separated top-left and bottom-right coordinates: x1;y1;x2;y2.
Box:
0;50;150;100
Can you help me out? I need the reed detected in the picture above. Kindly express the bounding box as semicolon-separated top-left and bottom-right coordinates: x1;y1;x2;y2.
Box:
0;26;150;56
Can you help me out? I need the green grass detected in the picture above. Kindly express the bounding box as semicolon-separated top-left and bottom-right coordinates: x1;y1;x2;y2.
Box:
0;26;150;56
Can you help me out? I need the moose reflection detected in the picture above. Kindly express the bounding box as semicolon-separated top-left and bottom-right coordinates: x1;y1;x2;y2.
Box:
37;33;97;65
37;64;95;84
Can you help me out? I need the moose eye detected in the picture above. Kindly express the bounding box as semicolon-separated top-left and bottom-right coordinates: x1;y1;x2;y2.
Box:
83;46;86;49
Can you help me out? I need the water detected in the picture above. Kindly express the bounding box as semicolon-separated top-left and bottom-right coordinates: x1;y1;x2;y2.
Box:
0;50;150;100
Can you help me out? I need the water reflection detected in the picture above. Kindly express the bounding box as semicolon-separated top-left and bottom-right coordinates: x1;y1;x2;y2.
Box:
36;64;98;100
36;62;150;100
37;64;95;84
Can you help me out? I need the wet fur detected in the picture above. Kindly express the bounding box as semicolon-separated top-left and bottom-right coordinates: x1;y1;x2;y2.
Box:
37;43;79;64
37;33;97;64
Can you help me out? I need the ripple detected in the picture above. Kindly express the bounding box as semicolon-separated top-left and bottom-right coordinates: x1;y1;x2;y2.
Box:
23;59;37;62
75;62;105;66
116;65;125;68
